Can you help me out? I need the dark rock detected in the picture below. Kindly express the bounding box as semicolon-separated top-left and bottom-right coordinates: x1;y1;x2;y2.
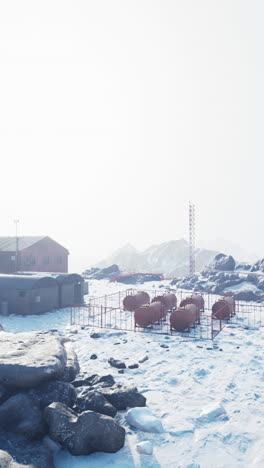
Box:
257;279;264;291
128;364;139;369
59;344;80;383
108;358;126;369
28;380;76;410
160;344;169;349
102;385;146;410
235;263;252;271
251;258;264;273
0;331;67;390
90;354;98;360
90;332;101;339
0;393;46;439
89;265;120;280
0;431;54;468
75;389;117;417
0;384;8;405
209;253;235;271
138;355;149;363
44;402;125;455
118;370;124;374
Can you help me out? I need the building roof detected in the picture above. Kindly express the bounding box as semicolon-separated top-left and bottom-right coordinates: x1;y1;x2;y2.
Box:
0;274;57;290
17;272;84;284
0;237;45;252
0;236;68;253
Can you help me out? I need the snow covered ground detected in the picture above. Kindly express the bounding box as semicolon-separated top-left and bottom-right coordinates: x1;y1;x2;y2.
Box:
1;280;264;468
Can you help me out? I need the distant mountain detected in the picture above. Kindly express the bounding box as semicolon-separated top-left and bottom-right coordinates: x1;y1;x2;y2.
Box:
94;239;219;277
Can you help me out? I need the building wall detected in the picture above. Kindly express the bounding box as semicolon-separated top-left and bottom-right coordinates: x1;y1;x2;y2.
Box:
0;286;59;315
18;238;68;273
0;252;16;274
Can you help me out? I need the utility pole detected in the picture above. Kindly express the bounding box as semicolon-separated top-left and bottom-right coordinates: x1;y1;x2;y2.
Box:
189;202;195;276
14;219;19;272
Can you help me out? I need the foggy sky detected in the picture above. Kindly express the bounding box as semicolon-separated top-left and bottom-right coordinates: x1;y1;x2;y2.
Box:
0;1;263;272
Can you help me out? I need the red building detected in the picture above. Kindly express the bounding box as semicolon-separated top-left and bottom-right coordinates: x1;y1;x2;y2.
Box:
0;236;69;274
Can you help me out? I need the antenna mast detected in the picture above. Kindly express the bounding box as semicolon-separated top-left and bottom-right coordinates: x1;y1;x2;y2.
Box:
189;202;195;275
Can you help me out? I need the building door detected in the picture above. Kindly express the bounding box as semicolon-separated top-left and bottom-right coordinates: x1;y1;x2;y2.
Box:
74;283;82;305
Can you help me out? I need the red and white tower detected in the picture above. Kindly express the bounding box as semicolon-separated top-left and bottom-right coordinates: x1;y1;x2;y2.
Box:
189;202;195;276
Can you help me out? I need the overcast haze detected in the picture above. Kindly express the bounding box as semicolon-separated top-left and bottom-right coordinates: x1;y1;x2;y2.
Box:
0;1;263;272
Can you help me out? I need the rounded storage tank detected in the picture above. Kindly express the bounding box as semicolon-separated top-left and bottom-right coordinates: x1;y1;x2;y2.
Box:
134;301;165;328
123;292;150;312
180;294;204;323
152;293;177;313
170;304;197;332
212;299;231;320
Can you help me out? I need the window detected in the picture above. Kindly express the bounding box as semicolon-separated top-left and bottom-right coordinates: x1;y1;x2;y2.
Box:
57;256;62;264
43;256;49;265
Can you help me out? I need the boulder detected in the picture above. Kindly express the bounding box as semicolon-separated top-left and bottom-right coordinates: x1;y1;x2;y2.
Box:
102;385;146;410
75;389;117;417
44;402;125;455
0;393;46;439
126;407;164;433
0;432;54;468
108;358;126;369
59;343;80;383
209;254;235;272
0;331;67;390
28;380;76;410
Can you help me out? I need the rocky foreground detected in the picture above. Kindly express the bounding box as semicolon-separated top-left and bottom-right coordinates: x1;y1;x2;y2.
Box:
0;329;148;467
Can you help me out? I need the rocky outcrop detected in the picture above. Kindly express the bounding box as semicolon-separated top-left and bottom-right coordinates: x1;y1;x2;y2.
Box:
83;264;120;280
0;432;54;468
44;402;125;455
0;331;67;390
206;253;236;272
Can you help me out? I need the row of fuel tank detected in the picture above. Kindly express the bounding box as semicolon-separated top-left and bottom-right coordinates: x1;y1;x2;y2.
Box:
123;291;235;332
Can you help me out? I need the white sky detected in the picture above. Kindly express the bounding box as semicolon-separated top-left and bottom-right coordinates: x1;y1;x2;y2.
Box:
0;0;263;272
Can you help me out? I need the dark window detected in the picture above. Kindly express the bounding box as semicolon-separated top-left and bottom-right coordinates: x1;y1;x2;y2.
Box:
57;256;62;264
43;256;49;264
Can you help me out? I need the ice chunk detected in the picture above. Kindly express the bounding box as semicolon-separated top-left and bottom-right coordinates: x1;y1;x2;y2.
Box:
136;440;153;455
126;407;164;433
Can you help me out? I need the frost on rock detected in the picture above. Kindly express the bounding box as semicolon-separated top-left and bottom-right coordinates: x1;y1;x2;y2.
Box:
126;407;164;433
199;402;228;421
136;440;153;455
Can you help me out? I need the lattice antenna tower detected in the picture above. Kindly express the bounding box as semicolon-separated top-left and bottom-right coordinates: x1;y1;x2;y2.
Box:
189;202;195;275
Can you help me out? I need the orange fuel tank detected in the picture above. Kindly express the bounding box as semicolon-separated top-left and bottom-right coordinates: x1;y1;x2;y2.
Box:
134;301;165;328
180;294;204;323
212;298;232;320
123;292;150;312
170;304;197;332
152;293;177;314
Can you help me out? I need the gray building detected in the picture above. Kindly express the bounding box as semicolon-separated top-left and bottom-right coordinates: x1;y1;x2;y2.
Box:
0;275;59;315
0;272;88;316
